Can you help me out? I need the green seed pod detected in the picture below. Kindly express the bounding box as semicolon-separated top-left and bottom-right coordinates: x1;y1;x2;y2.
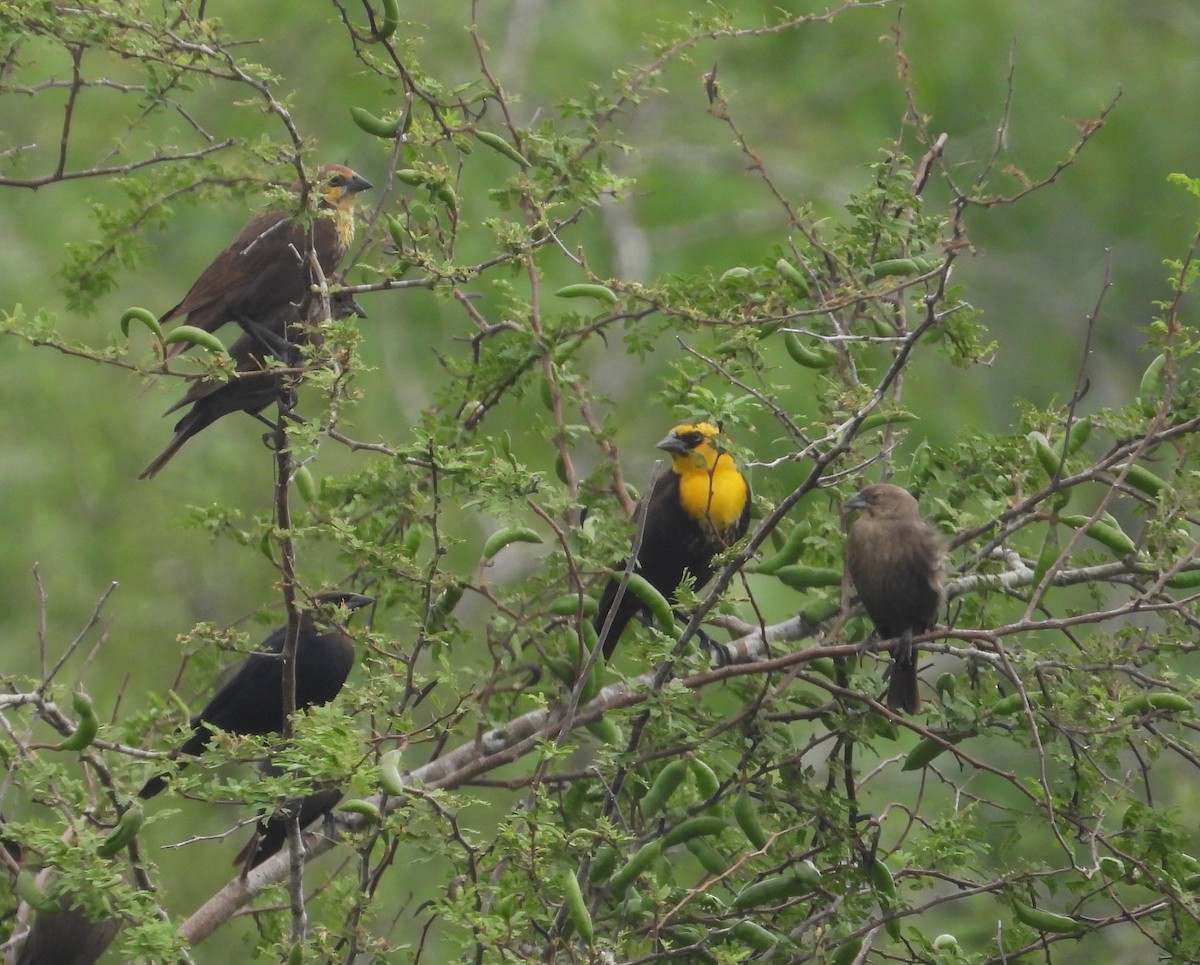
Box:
292;465;318;504
350;106;400;138
662;816;728;848
730;920;777;952
1012;899;1082;934
386;214;406;249
1065;415;1092;455
55;691;99;752
719;266;754;286
428;584;464;631
1028;430;1061;479
554;283;618;305
547;594;599;617
775;257;809;293
732;863;819;909
771;565;843;590
1117;462;1167;497
400;525;423;559
688;758;720;800
829;937;864;965
96;802;145;858
784;332;835;368
119;306;163;341
1138;353;1167;415
163;325;229;356
624;573;676;633
799;596;840;623
336;799;382;822
607;839;662;898
754;523;808;576
374;0;399;39
901;735;957;771
474;130;529;167
585;718;622;745
863;258;920;280
641;758;689;818
686;836;730;876
394;169;425;186
1060;515;1137;557
858;410;918;434
482;526;543;560
588;845;618;883
1167;569;1200;589
14;869;59;914
732;790;768;850
562;868;593;944
379;749;406;796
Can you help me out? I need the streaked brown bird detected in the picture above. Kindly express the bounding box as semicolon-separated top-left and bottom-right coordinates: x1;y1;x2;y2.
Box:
844;483;945;714
160;163;371;353
138;291;367;480
138;590;372;799
594;423;751;660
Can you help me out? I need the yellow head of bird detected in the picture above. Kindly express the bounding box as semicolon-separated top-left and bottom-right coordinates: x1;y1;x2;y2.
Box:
315;164;373;211
656;422;729;473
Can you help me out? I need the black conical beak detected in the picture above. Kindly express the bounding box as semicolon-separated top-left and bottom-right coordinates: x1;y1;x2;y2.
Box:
347;174;373;194
655;433;691;456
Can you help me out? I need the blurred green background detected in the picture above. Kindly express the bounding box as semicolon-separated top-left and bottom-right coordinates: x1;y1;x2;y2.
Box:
2;0;1198;958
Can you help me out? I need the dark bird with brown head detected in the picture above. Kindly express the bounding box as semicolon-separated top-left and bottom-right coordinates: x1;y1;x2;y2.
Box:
138;589;373;799
844;483;945;714
594;422;751;660
160;163;371;353
137;290;367;480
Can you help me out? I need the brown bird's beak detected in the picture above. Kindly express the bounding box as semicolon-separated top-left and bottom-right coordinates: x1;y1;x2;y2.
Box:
345;297;368;319
656;433;691;456
844;492;869;512
346;173;373;194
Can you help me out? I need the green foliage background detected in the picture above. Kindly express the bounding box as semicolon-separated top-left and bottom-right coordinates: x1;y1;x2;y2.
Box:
3;1;1200;962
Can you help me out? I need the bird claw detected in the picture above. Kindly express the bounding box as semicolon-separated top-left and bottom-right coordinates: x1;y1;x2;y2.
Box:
856;631;881;657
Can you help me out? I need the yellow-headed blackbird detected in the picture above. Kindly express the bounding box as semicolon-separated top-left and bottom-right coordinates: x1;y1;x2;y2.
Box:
137;291;366;480
161;163;371;353
594;423;750;659
138;590;372;799
844;483;945;714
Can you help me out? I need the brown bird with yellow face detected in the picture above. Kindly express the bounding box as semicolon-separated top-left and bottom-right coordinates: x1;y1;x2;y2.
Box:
137;291;367;480
594;423;751;660
160;163;371;353
844;483;945;714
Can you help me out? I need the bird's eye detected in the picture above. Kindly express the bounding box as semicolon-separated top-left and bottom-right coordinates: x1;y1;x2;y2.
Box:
329;175;348;187
680;431;704;448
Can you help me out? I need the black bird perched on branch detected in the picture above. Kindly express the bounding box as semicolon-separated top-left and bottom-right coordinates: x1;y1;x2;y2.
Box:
138;590;373;799
844;483;945;714
15;897;121;965
594;422;751;660
160;163;371;354
232;784;344;870
138;290;366;480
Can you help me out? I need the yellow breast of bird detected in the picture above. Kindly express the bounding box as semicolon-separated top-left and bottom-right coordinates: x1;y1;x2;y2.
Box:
677;457;747;535
335;207;356;250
